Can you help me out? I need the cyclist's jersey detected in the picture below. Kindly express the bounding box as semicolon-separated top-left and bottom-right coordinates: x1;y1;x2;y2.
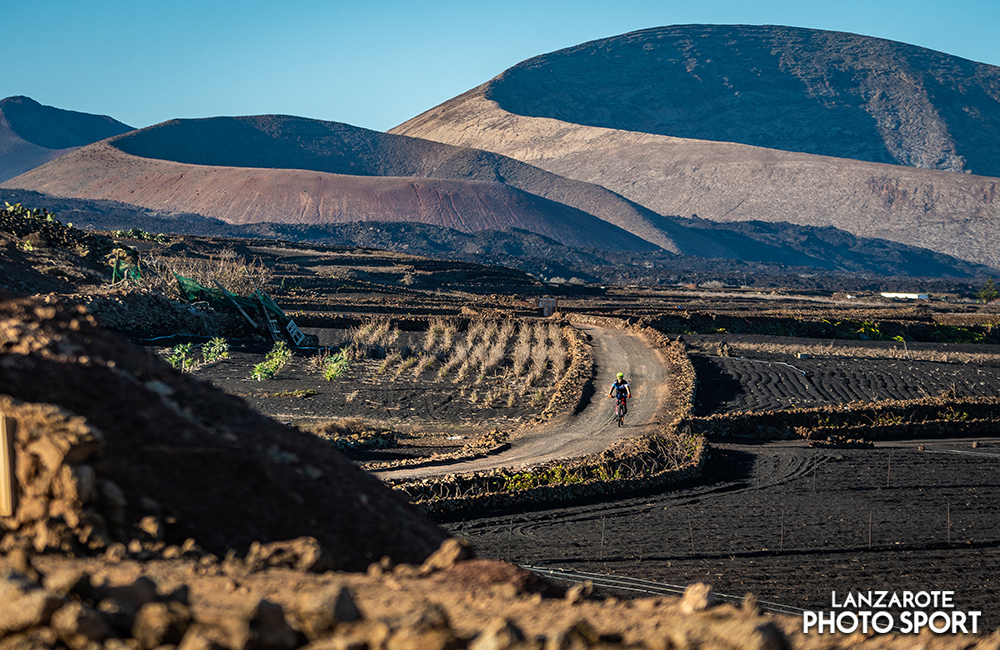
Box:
611;379;629;397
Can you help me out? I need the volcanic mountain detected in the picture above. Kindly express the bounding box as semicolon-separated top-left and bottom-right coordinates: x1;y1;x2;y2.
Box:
1;115;678;252
4;110;996;280
391;25;1000;270
0;95;133;182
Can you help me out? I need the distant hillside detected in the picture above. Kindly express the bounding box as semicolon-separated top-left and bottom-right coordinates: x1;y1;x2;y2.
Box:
392;25;1000;270
2;140;656;253
101;115;693;252
486;25;1000;175
4;187;994;290
0;96;133;182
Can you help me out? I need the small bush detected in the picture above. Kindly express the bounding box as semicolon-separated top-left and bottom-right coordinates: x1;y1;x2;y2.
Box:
323;350;351;381
201;337;229;363
167;343;197;371
251;341;293;381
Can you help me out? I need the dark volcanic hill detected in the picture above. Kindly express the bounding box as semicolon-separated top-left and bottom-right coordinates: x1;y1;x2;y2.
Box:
485;25;1000;175
0;95;133;182
391;25;1000;271
4;107;998;279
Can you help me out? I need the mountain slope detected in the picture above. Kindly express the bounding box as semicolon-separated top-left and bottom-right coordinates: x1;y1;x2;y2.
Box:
3;141;656;252
0;96;133;182
102;115;695;252
391;26;1000;270
485;25;1000;175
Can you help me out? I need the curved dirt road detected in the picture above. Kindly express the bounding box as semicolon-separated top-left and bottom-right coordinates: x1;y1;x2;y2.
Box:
375;324;670;481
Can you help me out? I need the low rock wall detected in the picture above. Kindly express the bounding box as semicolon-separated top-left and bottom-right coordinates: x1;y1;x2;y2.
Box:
0;396;124;555
681;395;1000;440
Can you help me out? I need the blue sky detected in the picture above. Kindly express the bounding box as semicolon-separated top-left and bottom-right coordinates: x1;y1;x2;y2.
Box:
6;0;999;132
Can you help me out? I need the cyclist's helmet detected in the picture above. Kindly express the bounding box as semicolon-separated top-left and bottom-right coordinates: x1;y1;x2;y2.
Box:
616;373;624;379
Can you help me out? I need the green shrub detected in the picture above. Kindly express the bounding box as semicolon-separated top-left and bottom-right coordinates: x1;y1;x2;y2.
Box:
111;227;170;244
167;343;197;371
251;341;293;381
201;337;229;363
323;350;351;381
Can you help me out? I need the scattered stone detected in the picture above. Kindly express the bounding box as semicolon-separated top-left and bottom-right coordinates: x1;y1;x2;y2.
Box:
545;621;599;650
419;538;473;575
0;568;65;635
392;563;420;579
177;622;232;650
97;597;136;636
94;575;158;613
244;599;303;650
104;542;128;562
387;625;462;650
244;537;333;573
469;618;525;650
6;545;39;582
132;600;192;649
50;601;112;650
680;583;715;614
564;581;593;605
41;567;92;598
294;584;362;640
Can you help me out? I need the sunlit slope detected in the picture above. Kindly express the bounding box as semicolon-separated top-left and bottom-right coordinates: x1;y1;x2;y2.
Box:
4;141;657;252
391;25;1000;270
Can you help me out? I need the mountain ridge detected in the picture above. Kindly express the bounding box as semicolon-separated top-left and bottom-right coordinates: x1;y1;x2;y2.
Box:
0;96;133;183
390;25;1000;270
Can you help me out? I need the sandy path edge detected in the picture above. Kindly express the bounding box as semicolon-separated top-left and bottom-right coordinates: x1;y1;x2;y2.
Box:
374;324;670;480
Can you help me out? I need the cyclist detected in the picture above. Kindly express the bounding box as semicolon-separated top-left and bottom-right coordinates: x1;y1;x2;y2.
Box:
609;372;631;417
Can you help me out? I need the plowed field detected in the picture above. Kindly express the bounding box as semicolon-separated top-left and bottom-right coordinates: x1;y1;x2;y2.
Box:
446;441;1000;629
693;355;1000;414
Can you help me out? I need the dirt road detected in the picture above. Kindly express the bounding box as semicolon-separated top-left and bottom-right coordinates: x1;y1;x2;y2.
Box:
375;324;670;480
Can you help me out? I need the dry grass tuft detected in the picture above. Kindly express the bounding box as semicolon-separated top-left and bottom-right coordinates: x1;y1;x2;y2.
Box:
141;248;273;298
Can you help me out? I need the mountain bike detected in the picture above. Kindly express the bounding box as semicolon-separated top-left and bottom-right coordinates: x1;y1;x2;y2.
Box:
614;394;627;427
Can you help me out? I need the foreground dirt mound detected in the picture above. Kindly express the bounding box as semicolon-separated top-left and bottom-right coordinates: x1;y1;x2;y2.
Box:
0;291;448;568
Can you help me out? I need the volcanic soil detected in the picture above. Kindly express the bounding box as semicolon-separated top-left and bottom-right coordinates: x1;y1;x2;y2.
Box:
4;216;1000;649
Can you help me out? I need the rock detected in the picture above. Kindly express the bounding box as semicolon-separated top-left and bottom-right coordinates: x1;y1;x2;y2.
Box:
396;603;449;630
469;618;525;650
97;598;136;636
392;563;420;579
418;538;472;575
54;464;98;504
103;542;127;562
94;575;159;612
0;626;59;649
564;581;593;605
680;583;715;613
294;584;362;640
386;626;463;650
302;620;391;650
6;545;39;582
50;601;112;650
132;601;191;649
177;623;230;650
245;599;303;650
138;515;162;539
742;593;761;615
545;621;599;650
0;568;65;635
42;567;92;598
244;537;333;573
666;613;790;650
382;604;462;650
